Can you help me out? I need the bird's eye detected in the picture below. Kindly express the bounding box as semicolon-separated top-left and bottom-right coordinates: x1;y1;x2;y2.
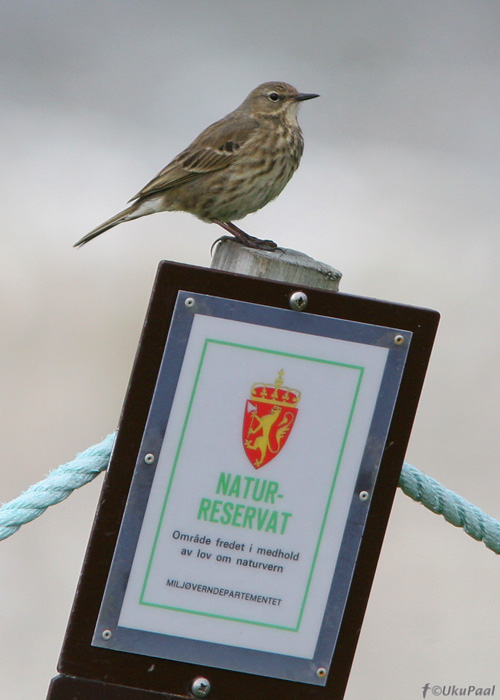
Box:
268;92;280;102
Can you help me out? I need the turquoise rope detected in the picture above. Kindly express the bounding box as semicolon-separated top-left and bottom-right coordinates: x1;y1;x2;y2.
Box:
0;434;115;541
0;433;499;554
398;462;500;554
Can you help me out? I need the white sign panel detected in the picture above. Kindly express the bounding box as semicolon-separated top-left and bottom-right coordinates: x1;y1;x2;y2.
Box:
93;292;411;685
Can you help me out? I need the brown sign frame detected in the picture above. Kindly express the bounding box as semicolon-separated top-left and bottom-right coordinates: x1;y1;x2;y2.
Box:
48;260;439;700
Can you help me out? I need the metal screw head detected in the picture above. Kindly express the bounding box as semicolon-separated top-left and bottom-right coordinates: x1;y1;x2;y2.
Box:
185;297;195;308
316;667;327;678
289;291;308;311
394;334;405;345
144;453;155;464
101;629;112;640
191;677;211;698
359;490;369;501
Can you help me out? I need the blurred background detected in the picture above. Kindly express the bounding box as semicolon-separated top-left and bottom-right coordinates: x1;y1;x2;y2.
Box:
1;1;499;698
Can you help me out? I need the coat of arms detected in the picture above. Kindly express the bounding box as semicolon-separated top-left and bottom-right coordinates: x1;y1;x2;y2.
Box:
242;370;301;469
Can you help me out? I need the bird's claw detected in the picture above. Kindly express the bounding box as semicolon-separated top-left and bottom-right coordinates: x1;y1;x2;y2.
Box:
210;235;231;255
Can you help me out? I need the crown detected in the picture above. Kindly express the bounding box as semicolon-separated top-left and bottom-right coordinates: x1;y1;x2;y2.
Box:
250;370;301;408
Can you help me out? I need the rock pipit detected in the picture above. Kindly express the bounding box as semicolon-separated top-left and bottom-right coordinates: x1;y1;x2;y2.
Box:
74;81;318;250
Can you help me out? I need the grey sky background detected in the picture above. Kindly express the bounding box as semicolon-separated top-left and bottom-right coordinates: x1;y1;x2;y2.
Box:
1;2;499;698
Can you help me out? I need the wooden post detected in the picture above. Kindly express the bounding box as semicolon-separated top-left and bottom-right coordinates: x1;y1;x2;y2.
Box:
211;239;342;291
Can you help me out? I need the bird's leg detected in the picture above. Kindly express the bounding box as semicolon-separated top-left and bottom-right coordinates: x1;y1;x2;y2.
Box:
211;219;277;250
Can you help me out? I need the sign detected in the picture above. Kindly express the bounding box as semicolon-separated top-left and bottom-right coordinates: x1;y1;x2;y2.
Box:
49;261;439;700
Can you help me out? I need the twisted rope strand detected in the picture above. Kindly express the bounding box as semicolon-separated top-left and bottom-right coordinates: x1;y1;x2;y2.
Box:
398;462;500;554
0;434;114;541
1;434;499;554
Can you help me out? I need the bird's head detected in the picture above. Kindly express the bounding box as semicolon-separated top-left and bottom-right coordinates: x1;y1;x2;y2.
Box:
241;82;319;118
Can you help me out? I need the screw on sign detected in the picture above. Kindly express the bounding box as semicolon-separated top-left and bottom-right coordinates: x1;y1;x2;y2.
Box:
289;291;308;311
191;677;211;698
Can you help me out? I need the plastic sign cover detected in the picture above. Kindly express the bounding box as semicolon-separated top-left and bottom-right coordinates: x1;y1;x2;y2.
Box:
93;291;411;685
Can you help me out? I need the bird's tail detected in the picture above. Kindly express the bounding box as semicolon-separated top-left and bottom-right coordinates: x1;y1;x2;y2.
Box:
73;202;141;247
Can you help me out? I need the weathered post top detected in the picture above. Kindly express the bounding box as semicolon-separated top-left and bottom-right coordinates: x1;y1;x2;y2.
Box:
211;238;342;291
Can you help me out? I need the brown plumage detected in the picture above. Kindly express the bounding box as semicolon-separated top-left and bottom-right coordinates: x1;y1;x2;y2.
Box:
73;82;319;250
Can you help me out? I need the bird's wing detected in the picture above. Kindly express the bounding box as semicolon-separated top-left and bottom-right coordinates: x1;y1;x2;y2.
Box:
130;115;259;201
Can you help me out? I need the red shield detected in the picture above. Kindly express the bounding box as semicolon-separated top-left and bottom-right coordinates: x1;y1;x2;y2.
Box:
242;371;300;469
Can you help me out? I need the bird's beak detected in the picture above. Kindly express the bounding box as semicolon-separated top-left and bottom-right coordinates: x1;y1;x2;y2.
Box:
295;92;320;102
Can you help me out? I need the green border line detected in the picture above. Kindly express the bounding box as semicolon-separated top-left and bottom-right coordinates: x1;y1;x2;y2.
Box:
139;338;364;632
139;338;210;604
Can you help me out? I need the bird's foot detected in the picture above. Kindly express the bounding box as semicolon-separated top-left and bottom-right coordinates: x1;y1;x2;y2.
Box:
211;219;278;251
239;234;278;251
